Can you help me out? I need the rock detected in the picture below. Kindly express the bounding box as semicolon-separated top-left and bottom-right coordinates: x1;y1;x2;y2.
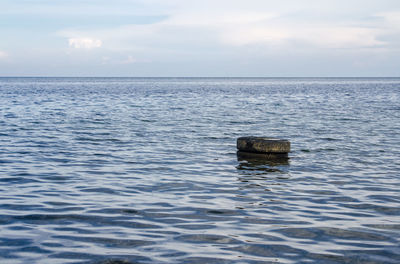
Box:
237;137;290;154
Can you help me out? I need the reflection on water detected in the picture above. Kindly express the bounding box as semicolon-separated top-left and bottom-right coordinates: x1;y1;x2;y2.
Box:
236;151;290;175
1;77;400;264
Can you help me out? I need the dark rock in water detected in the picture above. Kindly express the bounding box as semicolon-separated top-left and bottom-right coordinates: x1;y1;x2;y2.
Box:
237;137;290;154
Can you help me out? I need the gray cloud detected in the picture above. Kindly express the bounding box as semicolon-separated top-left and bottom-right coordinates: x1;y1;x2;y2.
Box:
1;0;400;76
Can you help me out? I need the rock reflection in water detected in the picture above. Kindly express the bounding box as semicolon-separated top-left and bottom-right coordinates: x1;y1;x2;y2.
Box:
236;152;290;176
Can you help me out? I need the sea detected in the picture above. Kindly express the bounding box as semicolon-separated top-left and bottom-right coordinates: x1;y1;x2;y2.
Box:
0;77;399;264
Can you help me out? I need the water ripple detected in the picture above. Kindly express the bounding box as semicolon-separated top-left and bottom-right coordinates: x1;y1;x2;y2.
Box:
0;77;399;263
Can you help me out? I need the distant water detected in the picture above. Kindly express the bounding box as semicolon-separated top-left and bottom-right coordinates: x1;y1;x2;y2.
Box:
0;77;399;264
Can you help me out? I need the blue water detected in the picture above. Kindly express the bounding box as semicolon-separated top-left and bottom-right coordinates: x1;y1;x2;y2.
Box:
0;77;399;264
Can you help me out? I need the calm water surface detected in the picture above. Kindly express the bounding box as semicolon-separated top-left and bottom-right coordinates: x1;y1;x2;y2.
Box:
0;77;399;263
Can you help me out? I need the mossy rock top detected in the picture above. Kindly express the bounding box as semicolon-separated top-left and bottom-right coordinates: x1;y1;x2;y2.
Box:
237;137;290;153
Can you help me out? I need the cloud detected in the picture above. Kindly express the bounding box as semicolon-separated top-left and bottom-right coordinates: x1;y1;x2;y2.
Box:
221;25;383;48
100;55;150;65
156;4;384;48
68;37;102;49
121;55;137;64
0;51;8;59
377;12;400;28
57;1;393;55
52;0;399;77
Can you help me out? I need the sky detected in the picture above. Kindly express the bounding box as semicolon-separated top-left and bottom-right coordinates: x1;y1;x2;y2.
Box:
0;0;399;77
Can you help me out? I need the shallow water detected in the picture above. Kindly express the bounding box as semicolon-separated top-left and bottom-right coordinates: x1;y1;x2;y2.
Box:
0;77;399;264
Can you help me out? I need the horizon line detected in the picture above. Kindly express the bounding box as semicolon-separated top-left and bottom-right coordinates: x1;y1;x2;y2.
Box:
0;76;400;78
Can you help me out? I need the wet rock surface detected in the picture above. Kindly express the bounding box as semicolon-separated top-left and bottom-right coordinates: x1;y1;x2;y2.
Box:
237;137;291;154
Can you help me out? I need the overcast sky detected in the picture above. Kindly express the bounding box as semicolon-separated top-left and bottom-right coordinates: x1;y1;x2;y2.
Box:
0;0;399;76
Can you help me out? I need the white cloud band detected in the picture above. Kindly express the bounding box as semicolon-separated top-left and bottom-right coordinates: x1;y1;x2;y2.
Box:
68;38;102;49
0;51;8;59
